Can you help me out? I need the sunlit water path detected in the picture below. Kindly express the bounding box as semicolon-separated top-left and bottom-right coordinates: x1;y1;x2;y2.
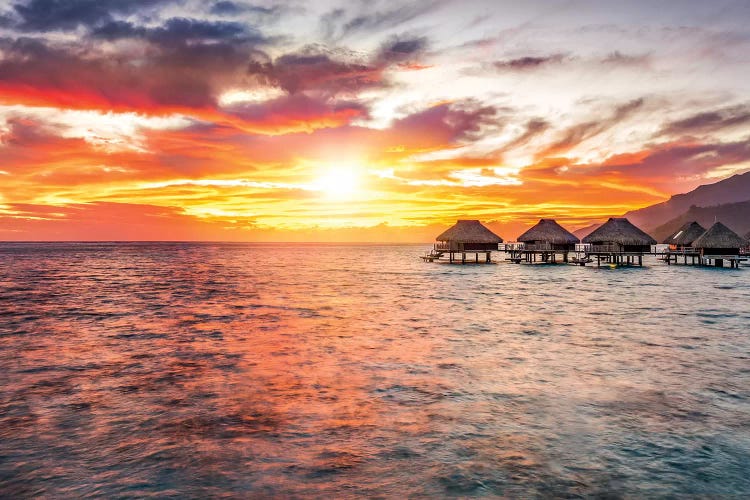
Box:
1;243;749;497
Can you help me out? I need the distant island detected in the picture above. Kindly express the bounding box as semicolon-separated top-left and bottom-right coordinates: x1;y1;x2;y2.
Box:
574;170;750;242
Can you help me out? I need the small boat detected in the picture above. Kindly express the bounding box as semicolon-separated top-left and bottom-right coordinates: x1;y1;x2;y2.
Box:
421;250;444;262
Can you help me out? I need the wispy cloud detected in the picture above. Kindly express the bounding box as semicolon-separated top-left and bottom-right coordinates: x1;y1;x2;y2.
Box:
493;54;567;71
659;105;750;138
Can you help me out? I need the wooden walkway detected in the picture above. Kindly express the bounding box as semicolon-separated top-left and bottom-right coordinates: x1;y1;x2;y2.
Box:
421;244;748;269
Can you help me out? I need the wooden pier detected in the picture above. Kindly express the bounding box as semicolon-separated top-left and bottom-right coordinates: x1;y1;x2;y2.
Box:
422;247;493;263
661;249;746;268
501;243;575;264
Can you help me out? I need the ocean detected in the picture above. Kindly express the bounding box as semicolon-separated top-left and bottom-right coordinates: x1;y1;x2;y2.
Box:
1;242;749;497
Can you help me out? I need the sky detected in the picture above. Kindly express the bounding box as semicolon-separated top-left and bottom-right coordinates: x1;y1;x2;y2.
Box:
1;0;749;241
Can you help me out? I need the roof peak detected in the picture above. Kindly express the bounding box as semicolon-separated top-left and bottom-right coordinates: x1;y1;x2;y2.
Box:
518;219;579;244
692;221;745;248
582;217;656;245
436;220;503;243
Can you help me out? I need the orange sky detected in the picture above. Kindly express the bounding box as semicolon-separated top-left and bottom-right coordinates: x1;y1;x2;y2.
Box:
1;0;749;241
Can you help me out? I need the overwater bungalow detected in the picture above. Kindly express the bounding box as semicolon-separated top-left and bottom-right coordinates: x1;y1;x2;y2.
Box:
431;220;503;263
691;222;747;268
661;221;706;265
582;217;656;266
663;221;706;250
512;219;579;263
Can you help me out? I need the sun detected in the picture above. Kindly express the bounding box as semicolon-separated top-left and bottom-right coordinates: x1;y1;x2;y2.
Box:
313;165;361;200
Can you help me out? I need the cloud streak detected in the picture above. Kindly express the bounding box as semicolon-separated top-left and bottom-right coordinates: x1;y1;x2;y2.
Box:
493;54;567;71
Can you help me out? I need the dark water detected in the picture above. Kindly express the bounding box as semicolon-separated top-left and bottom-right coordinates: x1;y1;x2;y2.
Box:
1;242;749;497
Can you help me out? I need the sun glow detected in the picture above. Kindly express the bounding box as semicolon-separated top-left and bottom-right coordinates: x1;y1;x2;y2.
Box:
313;165;362;200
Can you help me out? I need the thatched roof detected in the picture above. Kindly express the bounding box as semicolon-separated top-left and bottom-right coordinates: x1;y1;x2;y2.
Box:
582;218;656;245
662;221;706;246
436;220;503;243
518;219;579;244
692;222;745;249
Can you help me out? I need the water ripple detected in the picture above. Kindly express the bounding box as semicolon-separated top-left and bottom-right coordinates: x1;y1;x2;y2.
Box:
0;243;749;497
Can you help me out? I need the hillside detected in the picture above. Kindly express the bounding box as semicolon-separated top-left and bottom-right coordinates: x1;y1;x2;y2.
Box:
651;201;750;242
571;170;750;240
623;170;750;230
572;223;600;240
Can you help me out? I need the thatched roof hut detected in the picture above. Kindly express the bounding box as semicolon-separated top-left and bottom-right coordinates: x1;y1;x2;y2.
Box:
662;221;706;248
436;220;502;252
691;222;745;255
518;219;579;251
582;217;656;253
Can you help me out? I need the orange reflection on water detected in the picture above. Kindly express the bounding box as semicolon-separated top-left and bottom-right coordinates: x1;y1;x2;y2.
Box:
2;243;750;496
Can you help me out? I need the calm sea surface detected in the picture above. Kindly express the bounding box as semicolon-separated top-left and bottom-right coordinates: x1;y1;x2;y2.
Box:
1;242;749;497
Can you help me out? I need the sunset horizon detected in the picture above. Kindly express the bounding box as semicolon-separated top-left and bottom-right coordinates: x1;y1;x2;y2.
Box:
3;2;750;497
2;1;749;242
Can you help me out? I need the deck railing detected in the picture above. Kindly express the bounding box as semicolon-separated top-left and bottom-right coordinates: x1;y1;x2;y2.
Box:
589;244;623;253
523;242;553;251
665;247;698;255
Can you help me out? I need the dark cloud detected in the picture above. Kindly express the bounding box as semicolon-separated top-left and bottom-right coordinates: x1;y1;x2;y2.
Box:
92;17;268;45
250;36;429;96
90;20;143;39
493;54;566;71
0;6;429;124
601;51;649;66
211;1;242;15
9;0;172;31
0;35;254;110
249;46;382;95
224;94;369;130
150;17;252;42
659;105;750;137
210;1;280;17
376;36;428;65
393;100;498;143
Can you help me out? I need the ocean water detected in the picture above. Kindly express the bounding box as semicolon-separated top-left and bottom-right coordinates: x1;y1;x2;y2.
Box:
1;242;749;498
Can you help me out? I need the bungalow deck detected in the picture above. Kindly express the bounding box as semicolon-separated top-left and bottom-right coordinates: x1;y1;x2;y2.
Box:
500;243;575;264
500;243;645;266
660;248;746;268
